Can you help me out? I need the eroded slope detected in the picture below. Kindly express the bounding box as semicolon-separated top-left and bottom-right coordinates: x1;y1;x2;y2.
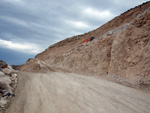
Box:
21;2;150;90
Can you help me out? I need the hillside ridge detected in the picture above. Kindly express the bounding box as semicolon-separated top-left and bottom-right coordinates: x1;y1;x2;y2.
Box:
21;2;150;90
35;1;150;57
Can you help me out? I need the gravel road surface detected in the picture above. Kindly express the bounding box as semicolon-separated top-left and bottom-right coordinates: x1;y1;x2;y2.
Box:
4;72;150;113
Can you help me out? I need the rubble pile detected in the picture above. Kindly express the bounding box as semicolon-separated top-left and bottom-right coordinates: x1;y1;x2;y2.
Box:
0;60;18;111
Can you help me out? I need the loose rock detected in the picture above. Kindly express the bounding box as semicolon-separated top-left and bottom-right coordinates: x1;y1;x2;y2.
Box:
0;60;18;111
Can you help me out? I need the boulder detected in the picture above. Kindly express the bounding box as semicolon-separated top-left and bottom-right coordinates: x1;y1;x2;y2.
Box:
2;68;14;75
0;61;7;69
10;73;17;81
0;77;12;94
0;71;5;77
0;77;11;85
7;65;13;70
0;97;8;108
10;73;17;88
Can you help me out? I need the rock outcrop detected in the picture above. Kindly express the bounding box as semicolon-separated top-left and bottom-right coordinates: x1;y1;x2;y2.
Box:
0;60;8;69
21;2;150;90
0;60;18;111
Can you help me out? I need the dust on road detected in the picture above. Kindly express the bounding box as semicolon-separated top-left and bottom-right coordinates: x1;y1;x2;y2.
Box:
4;72;150;113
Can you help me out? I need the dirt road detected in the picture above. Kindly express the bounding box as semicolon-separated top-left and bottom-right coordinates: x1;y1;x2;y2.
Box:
4;72;150;113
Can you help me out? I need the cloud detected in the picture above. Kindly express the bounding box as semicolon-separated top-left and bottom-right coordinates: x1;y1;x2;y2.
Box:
0;39;41;54
0;0;149;64
0;16;30;28
83;8;115;20
2;0;24;6
66;20;90;29
3;0;23;3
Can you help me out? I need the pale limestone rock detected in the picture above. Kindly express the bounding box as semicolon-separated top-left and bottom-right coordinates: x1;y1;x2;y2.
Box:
0;77;12;94
0;71;5;77
7;65;13;70
0;97;8;108
2;68;13;75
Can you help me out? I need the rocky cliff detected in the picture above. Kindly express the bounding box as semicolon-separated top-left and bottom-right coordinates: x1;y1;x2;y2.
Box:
21;2;150;90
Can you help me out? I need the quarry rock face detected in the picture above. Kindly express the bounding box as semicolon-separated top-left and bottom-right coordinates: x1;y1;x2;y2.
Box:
108;9;150;87
0;60;8;69
21;2;150;90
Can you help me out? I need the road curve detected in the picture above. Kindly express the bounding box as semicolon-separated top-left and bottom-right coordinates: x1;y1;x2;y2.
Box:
4;72;150;113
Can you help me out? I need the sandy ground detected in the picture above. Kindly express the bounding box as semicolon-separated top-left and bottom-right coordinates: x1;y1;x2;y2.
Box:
4;72;150;113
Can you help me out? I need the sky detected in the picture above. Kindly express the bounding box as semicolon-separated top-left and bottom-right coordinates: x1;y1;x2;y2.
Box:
0;0;149;65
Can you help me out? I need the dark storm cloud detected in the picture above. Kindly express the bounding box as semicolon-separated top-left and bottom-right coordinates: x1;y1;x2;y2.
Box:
0;0;149;64
0;47;35;65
